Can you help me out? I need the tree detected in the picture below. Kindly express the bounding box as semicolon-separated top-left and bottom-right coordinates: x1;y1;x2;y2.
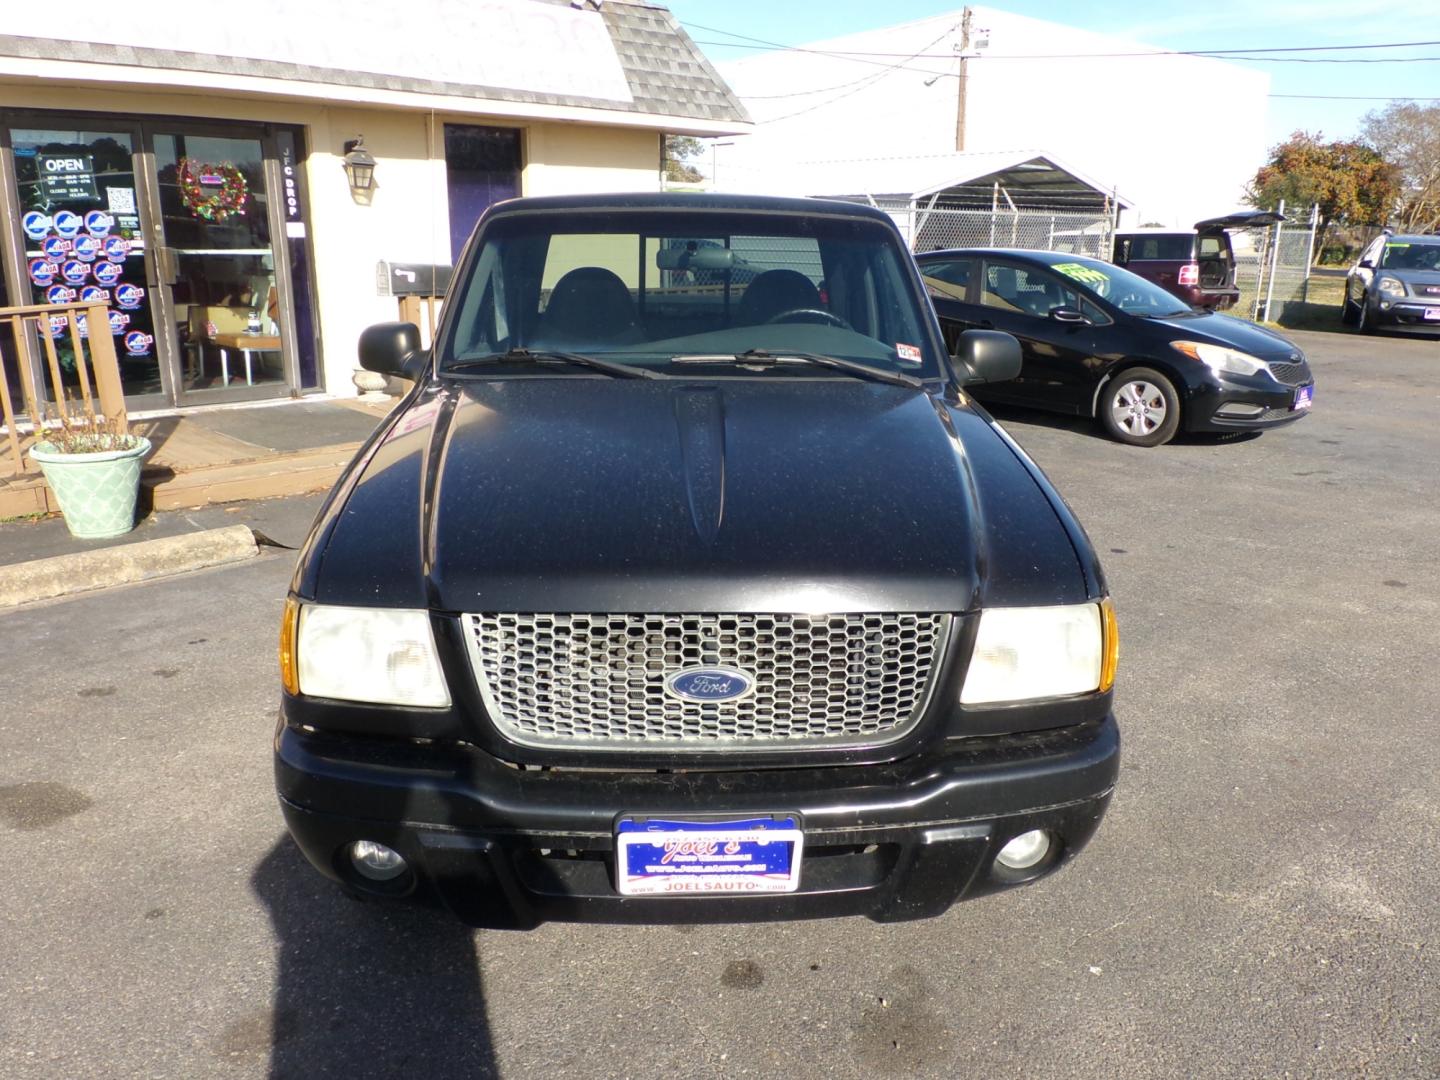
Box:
663;135;705;184
1360;103;1440;233
1247;132;1401;242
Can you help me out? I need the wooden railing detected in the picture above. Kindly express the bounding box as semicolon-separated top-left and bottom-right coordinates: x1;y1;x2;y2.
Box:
0;301;128;477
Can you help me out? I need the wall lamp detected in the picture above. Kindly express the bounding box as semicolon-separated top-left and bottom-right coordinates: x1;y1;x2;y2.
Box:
342;136;377;194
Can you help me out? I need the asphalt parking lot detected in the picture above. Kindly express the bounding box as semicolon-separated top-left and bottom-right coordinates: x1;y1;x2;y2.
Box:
2;328;1436;1079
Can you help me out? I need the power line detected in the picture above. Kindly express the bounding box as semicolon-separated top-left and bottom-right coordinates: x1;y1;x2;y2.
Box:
754;23;962;124
1270;93;1440;100
1222;55;1440;64
684;21;1440;62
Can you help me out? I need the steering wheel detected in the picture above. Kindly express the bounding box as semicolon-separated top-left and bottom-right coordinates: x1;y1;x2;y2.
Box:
764;308;852;330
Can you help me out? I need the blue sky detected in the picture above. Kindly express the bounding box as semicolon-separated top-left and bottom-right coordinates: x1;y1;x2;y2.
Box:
665;0;1440;149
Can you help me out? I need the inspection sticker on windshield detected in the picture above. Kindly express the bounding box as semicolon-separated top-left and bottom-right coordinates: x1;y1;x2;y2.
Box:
1052;262;1110;287
895;342;922;364
616;816;803;896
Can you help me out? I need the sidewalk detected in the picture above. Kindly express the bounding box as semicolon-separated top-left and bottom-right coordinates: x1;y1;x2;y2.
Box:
1;397;388;519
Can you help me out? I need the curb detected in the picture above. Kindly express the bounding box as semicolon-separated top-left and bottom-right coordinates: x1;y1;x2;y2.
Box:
0;524;259;609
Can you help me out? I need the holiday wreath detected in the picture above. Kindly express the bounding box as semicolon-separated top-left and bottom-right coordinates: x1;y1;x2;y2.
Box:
177;158;248;222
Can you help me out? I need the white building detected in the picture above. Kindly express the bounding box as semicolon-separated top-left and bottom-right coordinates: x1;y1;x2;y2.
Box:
713;6;1269;228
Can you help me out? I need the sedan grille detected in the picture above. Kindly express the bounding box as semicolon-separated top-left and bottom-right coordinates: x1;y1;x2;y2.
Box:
463;612;949;751
1266;360;1310;386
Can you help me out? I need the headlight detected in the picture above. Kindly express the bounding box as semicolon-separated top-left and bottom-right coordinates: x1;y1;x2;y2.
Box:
290;603;450;707
961;600;1118;706
1171;340;1266;378
1377;276;1406;297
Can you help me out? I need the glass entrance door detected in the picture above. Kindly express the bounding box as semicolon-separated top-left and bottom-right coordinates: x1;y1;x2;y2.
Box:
148;128;287;403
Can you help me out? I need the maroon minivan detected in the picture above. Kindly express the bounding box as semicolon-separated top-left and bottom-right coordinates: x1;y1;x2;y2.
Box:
1112;211;1283;310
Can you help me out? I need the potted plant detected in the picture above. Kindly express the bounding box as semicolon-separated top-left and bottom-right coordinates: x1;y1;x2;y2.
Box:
29;408;151;539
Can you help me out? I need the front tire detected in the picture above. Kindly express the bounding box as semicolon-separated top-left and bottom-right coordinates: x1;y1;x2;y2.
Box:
1357;295;1377;334
1100;367;1181;447
1341;291;1359;325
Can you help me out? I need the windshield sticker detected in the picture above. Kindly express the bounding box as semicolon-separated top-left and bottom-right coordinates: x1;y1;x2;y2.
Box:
1384;243;1410;250
895;342;922;364
1052;263;1111;287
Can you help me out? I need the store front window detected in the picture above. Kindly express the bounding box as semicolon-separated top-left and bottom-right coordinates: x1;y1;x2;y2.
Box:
3;115;318;411
10;127;163;403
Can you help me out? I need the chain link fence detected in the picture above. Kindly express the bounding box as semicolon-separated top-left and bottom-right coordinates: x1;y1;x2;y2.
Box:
779;193;1328;326
834;199;1116;260
1233;204;1321;323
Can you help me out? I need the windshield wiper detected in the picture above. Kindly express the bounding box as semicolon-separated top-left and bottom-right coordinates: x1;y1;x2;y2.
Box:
447;348;660;380
670;349;924;389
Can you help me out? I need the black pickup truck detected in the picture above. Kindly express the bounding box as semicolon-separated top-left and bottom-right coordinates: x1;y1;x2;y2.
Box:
275;193;1120;928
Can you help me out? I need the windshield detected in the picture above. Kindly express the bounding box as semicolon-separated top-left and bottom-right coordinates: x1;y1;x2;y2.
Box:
1047;257;1193;316
440;208;942;378
1380;241;1440;271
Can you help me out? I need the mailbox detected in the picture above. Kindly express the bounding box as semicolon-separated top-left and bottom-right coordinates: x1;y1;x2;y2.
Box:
376;261;452;298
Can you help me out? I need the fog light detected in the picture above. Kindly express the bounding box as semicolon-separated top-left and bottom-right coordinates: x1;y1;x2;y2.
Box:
350;840;407;881
996;829;1051;870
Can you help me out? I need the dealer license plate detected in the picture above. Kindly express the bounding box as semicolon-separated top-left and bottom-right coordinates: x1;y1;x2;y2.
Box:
616;815;803;897
1293;385;1314;411
1423;307;1440;321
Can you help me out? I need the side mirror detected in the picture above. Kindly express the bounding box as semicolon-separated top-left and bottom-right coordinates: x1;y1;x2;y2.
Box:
1358;258;1375;269
359;321;426;379
952;329;1021;386
1049;306;1089;325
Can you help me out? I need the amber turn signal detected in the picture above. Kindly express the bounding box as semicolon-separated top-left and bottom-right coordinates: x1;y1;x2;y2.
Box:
279;596;301;695
1099;597;1119;694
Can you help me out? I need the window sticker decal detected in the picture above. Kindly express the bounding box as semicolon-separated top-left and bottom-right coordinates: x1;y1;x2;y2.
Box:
1052;263;1111;288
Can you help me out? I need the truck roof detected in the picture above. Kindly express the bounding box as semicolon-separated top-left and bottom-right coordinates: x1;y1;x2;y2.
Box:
481;191;895;224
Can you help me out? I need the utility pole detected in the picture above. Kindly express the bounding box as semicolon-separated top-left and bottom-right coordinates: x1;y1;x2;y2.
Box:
955;6;971;151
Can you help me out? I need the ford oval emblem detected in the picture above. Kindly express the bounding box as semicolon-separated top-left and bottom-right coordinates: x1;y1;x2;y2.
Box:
664;666;756;703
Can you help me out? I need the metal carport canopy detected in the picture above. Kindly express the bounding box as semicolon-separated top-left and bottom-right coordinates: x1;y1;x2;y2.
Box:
811;150;1132;212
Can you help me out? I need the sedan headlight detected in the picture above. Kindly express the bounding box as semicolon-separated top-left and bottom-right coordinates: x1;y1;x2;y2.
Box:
283;601;451;707
1377;275;1406;297
961;600;1118;706
1171;340;1266;378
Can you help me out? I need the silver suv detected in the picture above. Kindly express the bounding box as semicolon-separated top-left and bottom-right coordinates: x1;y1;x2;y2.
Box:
1343;234;1440;335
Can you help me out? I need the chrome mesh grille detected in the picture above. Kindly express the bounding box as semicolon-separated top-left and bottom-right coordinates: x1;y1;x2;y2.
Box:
463;613;949;751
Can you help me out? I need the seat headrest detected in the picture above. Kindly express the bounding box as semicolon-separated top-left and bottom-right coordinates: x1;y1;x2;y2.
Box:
736;269;822;325
542;267;636;341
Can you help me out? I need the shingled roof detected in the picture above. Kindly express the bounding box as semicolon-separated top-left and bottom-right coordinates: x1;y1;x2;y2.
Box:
0;1;749;129
600;2;750;124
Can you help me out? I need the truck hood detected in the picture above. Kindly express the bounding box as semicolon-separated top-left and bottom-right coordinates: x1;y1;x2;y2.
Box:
311;377;1088;614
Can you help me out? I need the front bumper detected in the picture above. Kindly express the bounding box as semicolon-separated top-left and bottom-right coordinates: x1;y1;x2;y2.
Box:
1371;298;1440;333
1183;286;1240;311
274;714;1120;928
1185;377;1314;433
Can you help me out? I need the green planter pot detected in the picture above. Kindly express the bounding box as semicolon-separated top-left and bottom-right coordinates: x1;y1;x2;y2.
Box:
30;437;152;540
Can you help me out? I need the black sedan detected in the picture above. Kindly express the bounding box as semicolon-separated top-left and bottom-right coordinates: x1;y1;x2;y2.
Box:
917;248;1316;446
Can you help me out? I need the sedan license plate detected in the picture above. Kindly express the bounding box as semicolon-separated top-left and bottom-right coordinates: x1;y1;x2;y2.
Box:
1293;385;1314;411
1423;307;1440;321
616;816;803;897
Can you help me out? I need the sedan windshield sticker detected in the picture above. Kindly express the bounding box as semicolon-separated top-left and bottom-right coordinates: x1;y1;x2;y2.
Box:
1052;263;1111;288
